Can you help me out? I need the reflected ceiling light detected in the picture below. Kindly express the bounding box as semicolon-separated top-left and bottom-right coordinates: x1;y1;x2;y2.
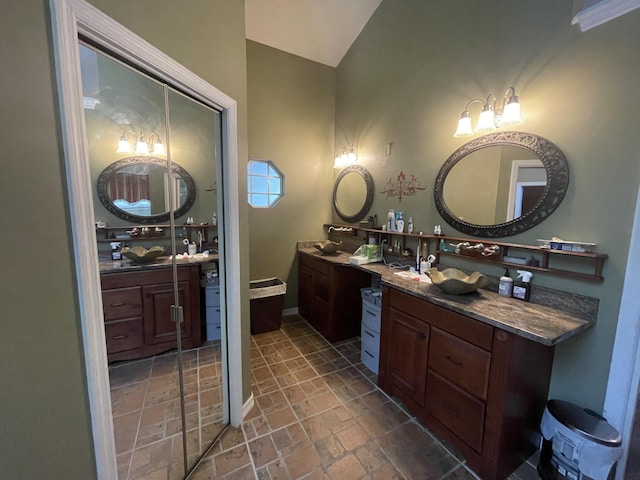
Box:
117;130;165;156
333;145;357;169
453;86;523;138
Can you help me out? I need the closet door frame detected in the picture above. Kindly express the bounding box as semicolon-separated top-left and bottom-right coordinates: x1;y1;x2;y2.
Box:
49;0;244;478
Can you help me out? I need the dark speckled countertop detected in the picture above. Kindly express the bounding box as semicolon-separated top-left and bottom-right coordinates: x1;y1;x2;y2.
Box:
99;254;218;274
298;245;594;346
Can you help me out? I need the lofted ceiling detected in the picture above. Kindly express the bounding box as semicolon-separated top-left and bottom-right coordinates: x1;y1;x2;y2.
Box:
245;0;383;68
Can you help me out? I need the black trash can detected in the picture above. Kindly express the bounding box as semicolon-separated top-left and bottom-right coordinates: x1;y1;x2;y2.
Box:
538;399;622;480
249;278;286;335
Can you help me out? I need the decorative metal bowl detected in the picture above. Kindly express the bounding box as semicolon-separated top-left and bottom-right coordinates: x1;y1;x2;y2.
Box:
313;240;342;254
426;267;488;295
121;245;165;264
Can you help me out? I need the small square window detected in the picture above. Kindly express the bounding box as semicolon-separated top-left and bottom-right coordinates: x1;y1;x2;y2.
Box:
247;159;284;207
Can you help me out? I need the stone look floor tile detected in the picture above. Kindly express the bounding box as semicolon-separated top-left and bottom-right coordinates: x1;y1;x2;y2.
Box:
112;315;540;480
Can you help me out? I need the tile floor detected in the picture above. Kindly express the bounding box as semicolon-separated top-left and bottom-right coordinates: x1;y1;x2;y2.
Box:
110;314;542;479
187;315;542;480
109;342;226;479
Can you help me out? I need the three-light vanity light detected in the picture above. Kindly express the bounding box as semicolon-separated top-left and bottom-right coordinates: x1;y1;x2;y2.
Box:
453;86;523;138
333;145;357;169
117;130;165;155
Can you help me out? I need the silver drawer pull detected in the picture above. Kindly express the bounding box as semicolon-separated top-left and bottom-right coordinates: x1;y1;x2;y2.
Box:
113;335;127;340
444;355;463;367
110;302;125;307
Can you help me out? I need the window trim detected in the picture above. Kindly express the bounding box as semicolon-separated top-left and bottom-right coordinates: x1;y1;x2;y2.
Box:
247;159;284;208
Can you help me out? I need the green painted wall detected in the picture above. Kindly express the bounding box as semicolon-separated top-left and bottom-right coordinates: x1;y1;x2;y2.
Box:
246;41;336;308
0;0;249;478
335;0;640;410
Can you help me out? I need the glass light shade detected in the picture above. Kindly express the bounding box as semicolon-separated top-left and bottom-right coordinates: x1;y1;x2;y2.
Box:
499;100;522;127
117;136;133;154
475;109;496;133
453;115;473;138
334;154;345;169
347;150;357;163
152;140;165;155
136;134;149;155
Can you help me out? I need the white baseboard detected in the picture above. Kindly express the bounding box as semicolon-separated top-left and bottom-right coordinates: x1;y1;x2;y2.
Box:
241;393;255;422
283;307;299;316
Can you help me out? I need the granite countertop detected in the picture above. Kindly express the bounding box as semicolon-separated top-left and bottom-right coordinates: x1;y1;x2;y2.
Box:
99;254;219;274
297;246;594;346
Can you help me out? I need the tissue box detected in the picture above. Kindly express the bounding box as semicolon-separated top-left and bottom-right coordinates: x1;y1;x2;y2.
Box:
361;244;380;259
537;239;596;253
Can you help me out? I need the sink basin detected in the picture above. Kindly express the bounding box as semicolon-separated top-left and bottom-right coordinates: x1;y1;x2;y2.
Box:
393;270;432;283
121;245;165;264
426;267;488;295
313;240;342;254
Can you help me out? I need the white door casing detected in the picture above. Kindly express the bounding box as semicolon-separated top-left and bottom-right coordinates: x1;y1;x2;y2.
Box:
49;0;244;478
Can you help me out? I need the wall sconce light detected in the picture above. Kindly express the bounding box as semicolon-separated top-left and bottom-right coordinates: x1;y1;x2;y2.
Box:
453;86;523;138
333;146;357;169
117;130;165;155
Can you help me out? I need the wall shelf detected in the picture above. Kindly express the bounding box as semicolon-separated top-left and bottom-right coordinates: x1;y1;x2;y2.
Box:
325;224;607;282
96;224;217;245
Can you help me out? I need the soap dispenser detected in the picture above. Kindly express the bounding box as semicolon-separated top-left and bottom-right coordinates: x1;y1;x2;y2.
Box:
512;270;533;301
110;242;121;261
498;268;513;297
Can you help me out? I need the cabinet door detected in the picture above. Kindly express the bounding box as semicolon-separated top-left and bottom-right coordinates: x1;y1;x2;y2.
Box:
298;265;313;321
143;281;192;346
387;307;429;407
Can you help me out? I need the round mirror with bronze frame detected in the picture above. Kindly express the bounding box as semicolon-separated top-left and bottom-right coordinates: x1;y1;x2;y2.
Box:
97;156;196;224
333;164;375;223
434;131;569;238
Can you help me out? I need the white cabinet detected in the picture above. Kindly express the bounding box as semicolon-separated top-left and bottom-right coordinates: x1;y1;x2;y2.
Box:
361;288;382;373
205;284;221;341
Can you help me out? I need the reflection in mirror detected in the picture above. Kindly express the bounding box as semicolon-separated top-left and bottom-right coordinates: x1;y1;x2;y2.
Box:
435;132;569;237
443;147;546;225
333;164;374;223
97;156;196;224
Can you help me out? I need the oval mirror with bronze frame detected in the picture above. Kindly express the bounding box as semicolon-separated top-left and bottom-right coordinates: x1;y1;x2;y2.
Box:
333;164;375;223
97;156;196;224
434;131;569;238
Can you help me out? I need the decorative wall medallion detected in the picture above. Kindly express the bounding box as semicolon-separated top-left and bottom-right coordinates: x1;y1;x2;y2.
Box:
380;171;426;203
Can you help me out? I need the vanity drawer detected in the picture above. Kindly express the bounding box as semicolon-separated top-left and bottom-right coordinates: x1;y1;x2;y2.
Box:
429;327;490;400
426;370;485;453
105;318;144;353
205;285;221;307
300;254;330;275
102;287;143;321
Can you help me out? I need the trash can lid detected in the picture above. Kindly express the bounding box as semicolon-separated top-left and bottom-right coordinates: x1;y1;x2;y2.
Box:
547;399;622;447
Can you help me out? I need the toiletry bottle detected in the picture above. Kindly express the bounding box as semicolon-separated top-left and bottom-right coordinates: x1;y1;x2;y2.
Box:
212;212;217;226
407;217;413;234
396;219;404;233
387;209;395;232
110;242;121;260
512;270;533;301
439;238;446;252
498;268;513;297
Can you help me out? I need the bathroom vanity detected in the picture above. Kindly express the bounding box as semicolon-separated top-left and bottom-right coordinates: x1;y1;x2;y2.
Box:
298;249;371;342
100;260;205;363
297;243;595;480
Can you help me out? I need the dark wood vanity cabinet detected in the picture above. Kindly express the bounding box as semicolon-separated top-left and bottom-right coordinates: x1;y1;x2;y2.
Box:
298;253;371;342
101;265;202;362
378;286;555;480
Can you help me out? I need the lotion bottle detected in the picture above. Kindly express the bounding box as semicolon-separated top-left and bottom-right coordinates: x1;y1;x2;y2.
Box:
387;209;395;231
512;270;533;301
498;268;513;297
